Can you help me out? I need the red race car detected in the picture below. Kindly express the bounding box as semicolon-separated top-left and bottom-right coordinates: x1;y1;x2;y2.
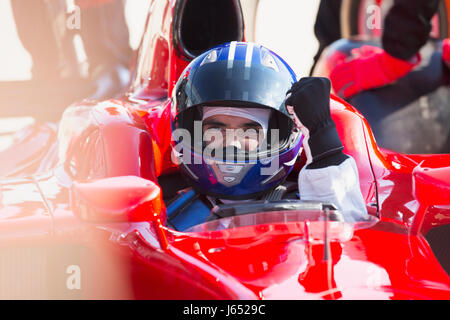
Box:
0;0;449;300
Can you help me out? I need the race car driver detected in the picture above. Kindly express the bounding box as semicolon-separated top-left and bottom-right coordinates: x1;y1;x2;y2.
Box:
166;42;368;231
325;0;448;99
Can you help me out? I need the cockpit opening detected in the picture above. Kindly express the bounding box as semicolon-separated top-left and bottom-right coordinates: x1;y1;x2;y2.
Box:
174;0;244;59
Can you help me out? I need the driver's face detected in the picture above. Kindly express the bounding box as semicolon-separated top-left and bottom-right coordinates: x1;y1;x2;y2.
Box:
202;114;264;152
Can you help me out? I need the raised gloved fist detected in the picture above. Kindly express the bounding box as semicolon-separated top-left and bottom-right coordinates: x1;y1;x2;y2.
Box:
285;77;347;168
329;45;421;99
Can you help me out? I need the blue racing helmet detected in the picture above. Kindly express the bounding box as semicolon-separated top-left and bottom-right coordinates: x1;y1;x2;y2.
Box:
171;42;303;200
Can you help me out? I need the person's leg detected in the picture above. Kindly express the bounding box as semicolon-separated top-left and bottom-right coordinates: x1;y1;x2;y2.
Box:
101;0;133;67
10;0;61;80
310;0;342;75
77;0;132;75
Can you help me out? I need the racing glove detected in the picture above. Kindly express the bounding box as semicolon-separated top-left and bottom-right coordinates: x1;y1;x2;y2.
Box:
442;38;450;68
285;77;348;169
329;45;421;99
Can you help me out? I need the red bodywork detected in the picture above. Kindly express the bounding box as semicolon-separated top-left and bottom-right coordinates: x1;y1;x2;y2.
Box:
0;0;449;299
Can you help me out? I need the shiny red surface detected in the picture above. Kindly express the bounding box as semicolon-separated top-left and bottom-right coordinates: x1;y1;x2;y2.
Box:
71;176;166;223
413;166;450;206
0;0;449;299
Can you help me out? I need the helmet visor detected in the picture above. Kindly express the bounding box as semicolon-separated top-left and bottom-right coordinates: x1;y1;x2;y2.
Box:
174;105;301;162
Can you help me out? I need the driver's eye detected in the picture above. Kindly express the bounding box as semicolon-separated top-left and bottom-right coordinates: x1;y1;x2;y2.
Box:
203;127;224;134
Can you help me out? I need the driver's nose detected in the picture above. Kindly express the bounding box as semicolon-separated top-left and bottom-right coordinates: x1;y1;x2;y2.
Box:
225;136;242;149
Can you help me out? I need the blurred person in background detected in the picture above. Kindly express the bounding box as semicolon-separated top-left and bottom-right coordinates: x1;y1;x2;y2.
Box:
75;0;133;98
10;0;133;99
9;0;62;81
309;0;342;76
313;0;445;99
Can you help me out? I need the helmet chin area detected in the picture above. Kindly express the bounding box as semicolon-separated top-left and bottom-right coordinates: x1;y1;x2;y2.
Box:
208;161;254;188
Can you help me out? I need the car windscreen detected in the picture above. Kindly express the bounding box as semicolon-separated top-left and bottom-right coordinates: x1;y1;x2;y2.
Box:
184;209;379;242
